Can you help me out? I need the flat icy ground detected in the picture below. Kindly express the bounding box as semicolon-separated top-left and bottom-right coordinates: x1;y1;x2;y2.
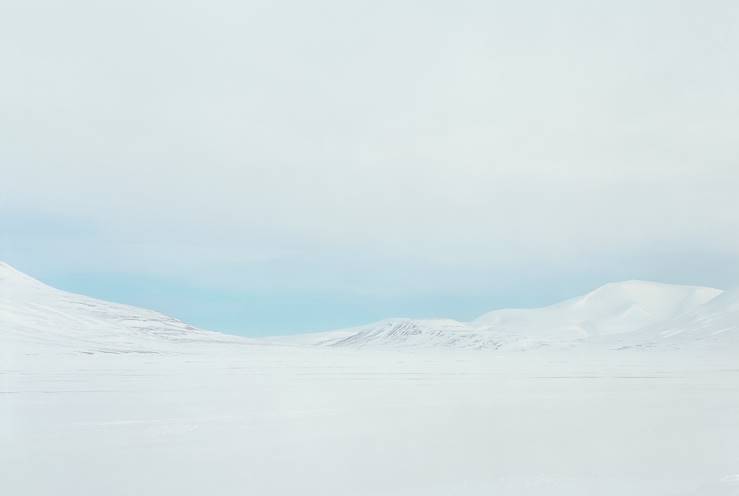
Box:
2;346;739;496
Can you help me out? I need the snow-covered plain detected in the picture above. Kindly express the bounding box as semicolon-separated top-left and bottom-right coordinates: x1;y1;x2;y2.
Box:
2;262;739;495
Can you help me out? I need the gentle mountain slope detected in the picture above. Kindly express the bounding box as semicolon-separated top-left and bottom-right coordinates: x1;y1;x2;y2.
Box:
618;288;739;349
0;262;242;353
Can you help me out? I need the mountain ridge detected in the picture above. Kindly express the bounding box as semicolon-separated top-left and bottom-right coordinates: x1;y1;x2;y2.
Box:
2;262;737;352
273;280;733;350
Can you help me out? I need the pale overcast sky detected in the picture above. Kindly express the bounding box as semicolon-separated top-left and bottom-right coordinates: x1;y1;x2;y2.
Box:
2;0;738;335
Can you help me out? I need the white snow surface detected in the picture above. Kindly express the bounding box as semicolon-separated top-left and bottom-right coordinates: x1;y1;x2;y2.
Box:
2;263;739;495
4;345;739;495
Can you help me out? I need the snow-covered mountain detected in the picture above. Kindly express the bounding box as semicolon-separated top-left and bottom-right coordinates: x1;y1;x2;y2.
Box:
0;262;243;353
3;261;738;353
617;287;739;350
474;280;721;339
279;280;734;350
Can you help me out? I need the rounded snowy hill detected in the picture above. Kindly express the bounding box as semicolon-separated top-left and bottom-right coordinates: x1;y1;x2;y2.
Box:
474;280;721;339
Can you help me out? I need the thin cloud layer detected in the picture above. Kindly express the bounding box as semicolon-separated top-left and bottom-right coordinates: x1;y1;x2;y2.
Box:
2;0;738;333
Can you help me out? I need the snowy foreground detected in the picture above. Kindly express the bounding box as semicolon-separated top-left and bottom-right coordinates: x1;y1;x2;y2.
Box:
2;262;739;495
3;345;739;496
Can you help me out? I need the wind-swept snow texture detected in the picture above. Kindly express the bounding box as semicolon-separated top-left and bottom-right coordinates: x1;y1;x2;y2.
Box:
2;263;739;495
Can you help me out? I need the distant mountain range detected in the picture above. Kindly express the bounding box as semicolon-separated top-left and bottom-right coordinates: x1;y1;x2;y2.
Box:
2;261;738;353
271;280;739;350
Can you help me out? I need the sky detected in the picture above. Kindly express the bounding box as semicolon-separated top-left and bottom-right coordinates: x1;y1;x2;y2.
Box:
2;0;739;336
